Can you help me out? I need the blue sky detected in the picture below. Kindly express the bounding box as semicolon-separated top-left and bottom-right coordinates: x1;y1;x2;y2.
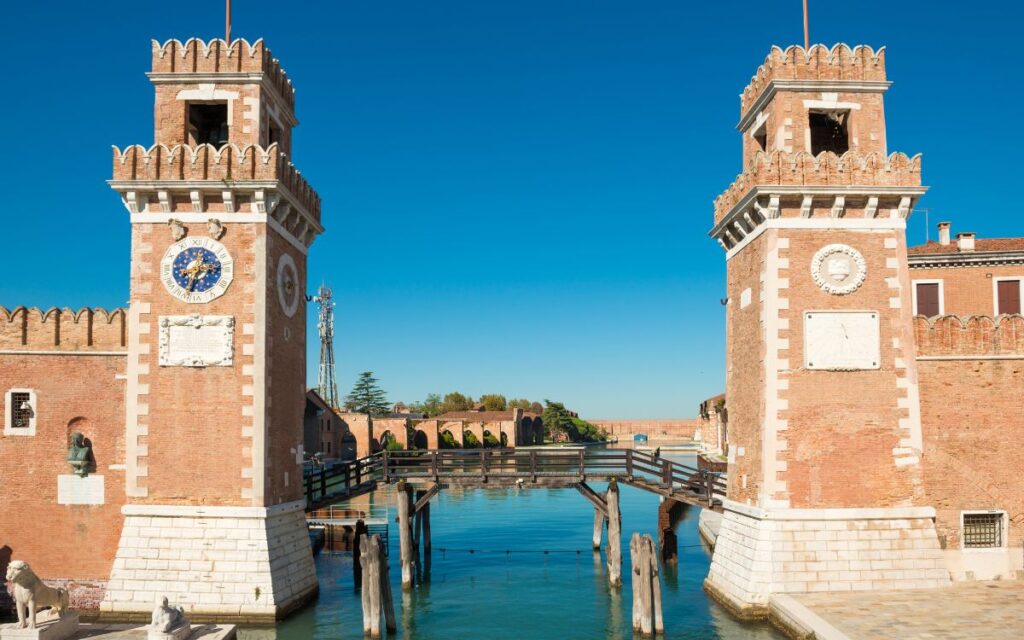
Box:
1;2;1020;418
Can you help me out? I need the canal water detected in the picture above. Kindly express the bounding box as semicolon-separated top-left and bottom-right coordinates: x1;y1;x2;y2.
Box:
247;453;782;639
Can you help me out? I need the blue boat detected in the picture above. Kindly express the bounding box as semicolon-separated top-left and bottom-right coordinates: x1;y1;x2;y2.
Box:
633;433;648;443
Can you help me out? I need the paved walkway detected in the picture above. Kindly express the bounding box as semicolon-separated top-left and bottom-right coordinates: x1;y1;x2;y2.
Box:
781;581;1024;639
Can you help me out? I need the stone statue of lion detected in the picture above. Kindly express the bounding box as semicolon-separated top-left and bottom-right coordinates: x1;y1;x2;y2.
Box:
5;560;69;629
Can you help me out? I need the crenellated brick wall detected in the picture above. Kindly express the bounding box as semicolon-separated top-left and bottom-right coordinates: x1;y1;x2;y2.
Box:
0;306;126;352
914;314;1024;356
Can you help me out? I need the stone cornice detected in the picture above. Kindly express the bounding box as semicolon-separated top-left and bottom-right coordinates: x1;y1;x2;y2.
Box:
738;79;891;131
908;251;1024;269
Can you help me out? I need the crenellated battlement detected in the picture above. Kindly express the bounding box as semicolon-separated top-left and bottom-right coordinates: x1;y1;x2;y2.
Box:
111;143;321;222
713;150;922;223
740;44;886;116
914;314;1024;357
151;38;294;111
0;306;127;352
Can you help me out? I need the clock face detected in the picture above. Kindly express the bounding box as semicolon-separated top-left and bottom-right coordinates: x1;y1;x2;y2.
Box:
276;253;300;318
160;237;234;303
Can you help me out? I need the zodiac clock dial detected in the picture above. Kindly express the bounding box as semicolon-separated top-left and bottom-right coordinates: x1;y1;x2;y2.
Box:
159;237;234;303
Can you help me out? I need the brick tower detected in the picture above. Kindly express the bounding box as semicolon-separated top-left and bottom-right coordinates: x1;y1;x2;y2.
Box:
704;45;949;616
101;39;323;621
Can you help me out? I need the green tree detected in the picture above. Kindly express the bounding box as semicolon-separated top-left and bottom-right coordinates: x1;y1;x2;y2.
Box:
441;392;474;414
344;371;390;416
508;398;532;411
479;394;507;411
422;393;443;416
542;400;575;439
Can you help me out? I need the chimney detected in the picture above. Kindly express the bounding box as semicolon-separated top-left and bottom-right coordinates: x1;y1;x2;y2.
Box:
956;232;976;252
938;222;951;246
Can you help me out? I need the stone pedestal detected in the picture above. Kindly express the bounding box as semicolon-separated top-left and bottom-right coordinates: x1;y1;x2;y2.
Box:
147;623;192;640
1;612;79;640
705;500;951;618
100;500;318;623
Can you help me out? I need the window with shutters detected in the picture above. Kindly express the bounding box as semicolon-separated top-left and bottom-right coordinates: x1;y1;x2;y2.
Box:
995;278;1021;315
913;280;943;317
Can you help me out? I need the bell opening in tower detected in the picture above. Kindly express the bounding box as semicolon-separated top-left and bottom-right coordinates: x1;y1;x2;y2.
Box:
809;109;850;156
188;102;229;146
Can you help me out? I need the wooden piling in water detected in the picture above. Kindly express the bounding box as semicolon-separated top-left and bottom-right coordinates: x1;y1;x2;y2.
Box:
359;533;395;638
354;519;368;585
592;506;605;550
630;533;664;637
422;499;432;554
606;479;622;586
397;480;415;590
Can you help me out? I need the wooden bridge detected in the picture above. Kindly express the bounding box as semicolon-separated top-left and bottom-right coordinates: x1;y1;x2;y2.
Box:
303;448;726;512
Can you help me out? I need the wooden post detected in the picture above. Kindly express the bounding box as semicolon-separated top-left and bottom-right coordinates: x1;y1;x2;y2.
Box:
606;479;622;586
378;536;397;634
397;480;414;590
630;533;664;637
637;534;653;636
359;534;381;638
649;535;664;635
592;506;605;550
630;533;641;632
422;500;432;554
353;519;368;584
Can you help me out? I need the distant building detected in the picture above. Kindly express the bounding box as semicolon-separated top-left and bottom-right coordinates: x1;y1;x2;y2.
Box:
304;389;356;461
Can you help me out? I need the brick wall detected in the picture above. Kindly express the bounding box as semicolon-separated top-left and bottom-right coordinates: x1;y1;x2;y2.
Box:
0;352;126;584
588;420;699;438
910;264;1024;317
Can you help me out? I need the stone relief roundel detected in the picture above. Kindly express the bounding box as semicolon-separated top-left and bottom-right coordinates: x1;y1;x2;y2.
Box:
276;253;300;318
159;237;234;303
811;244;867;295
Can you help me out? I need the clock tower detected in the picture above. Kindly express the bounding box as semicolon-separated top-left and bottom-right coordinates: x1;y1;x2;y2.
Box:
703;45;949;616
101;38;323;622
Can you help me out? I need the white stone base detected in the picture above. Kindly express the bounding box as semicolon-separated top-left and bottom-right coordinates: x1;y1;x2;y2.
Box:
1;612;79;640
148;623;192;640
705;500;950;616
100;500;317;622
943;546;1024;582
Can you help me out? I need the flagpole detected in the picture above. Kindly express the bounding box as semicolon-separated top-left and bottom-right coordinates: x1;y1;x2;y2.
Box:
803;0;809;49
226;0;232;42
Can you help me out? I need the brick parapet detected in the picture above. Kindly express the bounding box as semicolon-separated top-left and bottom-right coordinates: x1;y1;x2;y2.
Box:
913;314;1024;357
713;150;922;225
150;39;294;113
740;44;887;117
0;306;126;352
111;144;320;224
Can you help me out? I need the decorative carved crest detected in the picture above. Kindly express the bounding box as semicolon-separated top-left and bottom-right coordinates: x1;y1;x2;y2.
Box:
811;244;867;295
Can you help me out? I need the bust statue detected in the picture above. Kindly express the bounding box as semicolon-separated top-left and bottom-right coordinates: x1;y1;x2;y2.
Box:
150;596;188;633
66;432;92;477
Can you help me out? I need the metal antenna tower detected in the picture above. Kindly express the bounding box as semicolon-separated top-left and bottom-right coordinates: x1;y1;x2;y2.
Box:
313;285;339;408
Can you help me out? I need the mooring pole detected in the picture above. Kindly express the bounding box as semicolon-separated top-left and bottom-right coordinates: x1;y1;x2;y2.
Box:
422;499;432;554
606;479;622;586
592;506;605;550
630;533;641;632
360;534;381;638
379;535;397;634
638;534;654;636
397;480;415;590
650;534;664;636
353;518;368;585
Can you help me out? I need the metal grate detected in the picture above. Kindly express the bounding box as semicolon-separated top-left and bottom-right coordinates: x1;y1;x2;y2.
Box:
10;392;31;428
963;512;1002;548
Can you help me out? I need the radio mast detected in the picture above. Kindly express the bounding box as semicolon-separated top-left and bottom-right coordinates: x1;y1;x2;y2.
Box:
313;285;339;409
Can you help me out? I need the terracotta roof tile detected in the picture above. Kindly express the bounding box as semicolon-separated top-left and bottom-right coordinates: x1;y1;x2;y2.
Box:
908;238;1024;256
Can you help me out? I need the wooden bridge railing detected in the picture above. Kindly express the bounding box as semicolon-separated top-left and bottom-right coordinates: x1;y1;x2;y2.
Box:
304;448;727;509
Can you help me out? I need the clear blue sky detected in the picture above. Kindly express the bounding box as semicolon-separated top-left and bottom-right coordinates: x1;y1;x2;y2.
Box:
1;2;1020;418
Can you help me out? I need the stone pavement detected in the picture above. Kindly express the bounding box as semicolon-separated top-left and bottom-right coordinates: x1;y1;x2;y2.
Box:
773;581;1024;639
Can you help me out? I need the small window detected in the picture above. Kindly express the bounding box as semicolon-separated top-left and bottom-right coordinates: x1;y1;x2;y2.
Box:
4;389;36;436
963;512;1002;548
752;123;768;152
10;392;31;428
997;279;1021;315
915;282;941;317
188;103;229;146
269;122;283;147
809;110;850;156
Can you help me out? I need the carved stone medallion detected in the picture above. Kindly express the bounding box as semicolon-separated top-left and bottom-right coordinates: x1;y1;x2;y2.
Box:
811;244;867;295
276;253;300;318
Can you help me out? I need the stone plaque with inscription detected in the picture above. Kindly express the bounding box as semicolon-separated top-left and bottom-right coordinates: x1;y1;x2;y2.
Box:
158;315;234;367
57;474;105;505
804;311;880;371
